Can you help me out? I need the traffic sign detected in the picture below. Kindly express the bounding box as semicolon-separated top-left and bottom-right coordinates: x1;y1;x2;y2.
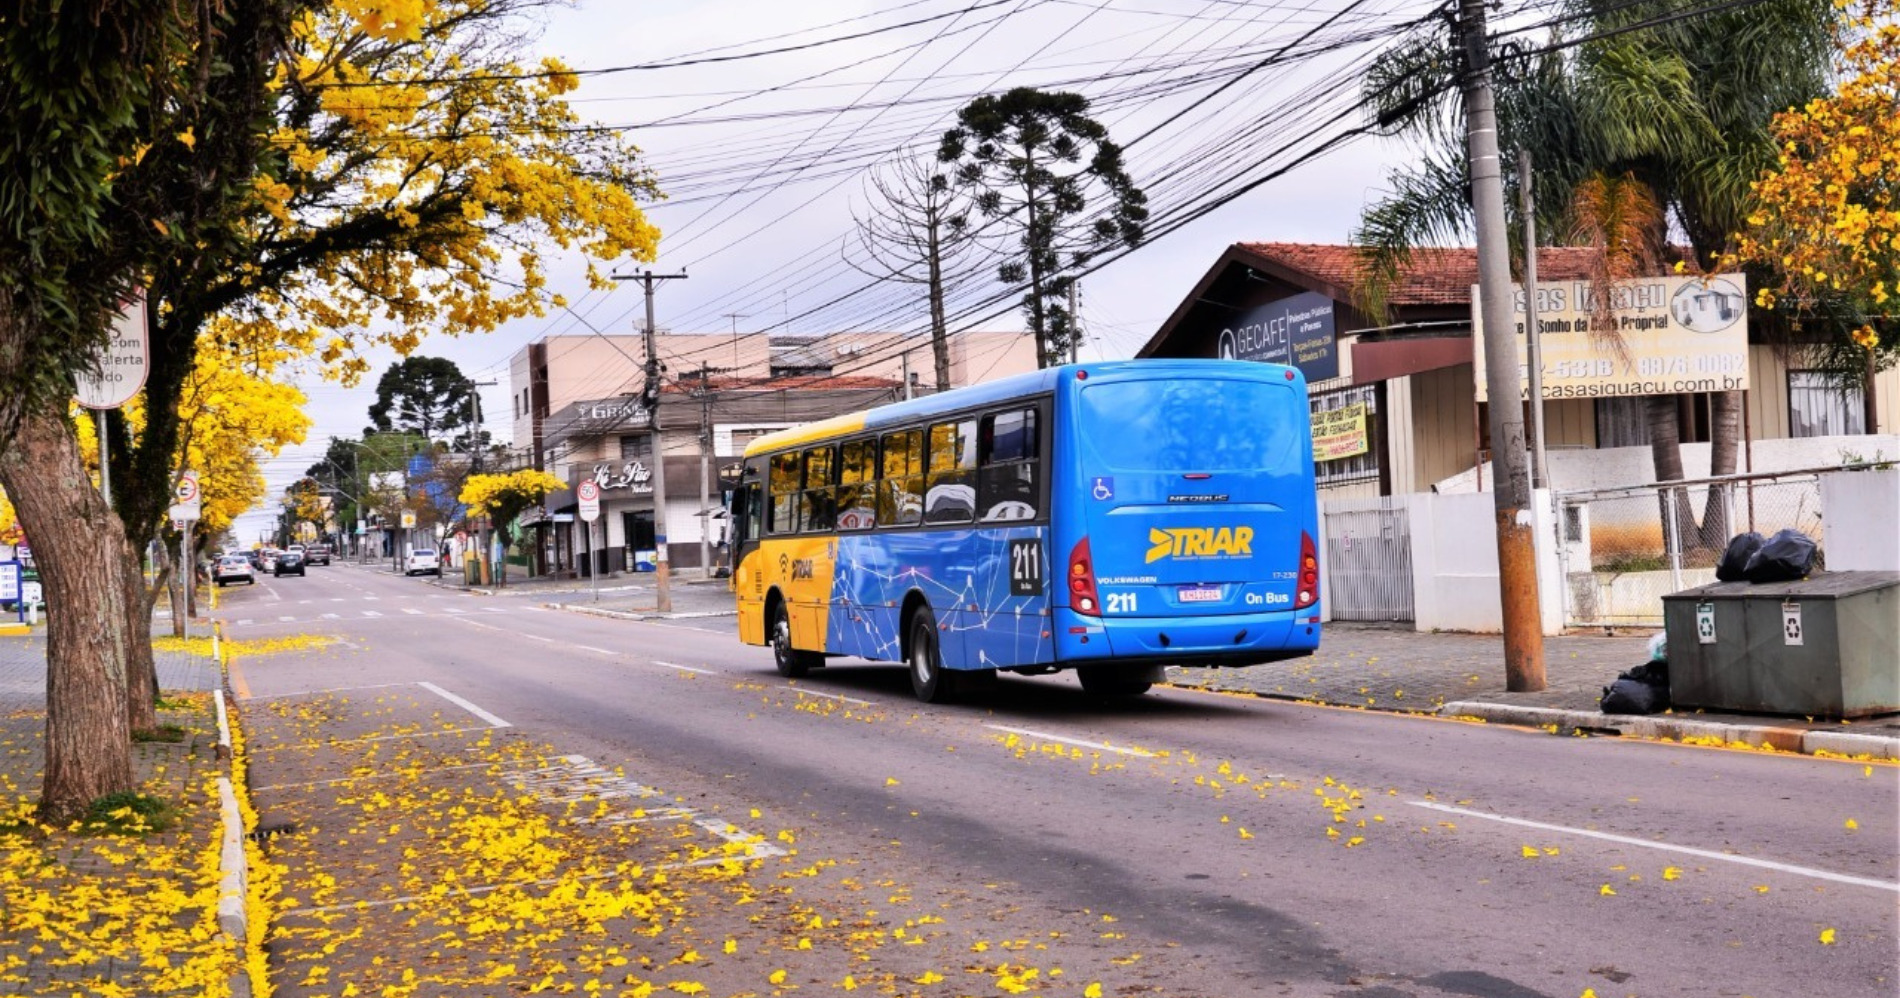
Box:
168;470;201;521
74;294;150;410
577;480;601;522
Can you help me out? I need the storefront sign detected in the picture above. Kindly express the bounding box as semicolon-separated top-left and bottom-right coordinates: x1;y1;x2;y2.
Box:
1215;290;1338;382
1311;403;1369;461
593;461;653;494
1473;273;1750;402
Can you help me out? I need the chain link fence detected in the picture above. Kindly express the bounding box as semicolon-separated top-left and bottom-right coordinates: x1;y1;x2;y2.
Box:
1554;469;1832;628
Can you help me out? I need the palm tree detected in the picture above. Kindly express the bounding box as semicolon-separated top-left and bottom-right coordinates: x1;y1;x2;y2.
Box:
1355;0;1840;548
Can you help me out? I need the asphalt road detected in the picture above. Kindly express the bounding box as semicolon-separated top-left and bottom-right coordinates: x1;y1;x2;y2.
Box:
222;561;1899;998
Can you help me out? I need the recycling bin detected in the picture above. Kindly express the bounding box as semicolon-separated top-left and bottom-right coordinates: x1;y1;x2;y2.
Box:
1662;571;1899;719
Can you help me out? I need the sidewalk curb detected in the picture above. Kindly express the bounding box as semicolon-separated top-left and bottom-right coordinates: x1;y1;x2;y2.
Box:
1438;701;1900;759
550;602;738;623
212;681;253;998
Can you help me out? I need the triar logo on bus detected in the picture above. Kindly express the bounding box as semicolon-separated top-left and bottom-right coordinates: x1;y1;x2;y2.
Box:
1146;525;1253;564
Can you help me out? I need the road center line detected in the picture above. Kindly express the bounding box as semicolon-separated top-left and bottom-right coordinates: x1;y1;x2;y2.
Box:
983;724;1156;758
417;681;513;729
654;660;715;675
787;686;876;706
1406;801;1899;892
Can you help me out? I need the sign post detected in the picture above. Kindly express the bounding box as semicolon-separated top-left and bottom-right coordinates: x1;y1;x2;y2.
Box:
168;471;201;642
577;480;601;602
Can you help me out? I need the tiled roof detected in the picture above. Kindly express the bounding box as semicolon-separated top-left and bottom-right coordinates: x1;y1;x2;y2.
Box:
1238;242;1603;306
676;375;902;393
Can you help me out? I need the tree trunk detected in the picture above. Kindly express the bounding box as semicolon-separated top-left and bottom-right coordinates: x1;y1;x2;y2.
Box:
0;408;134;824
162;543;187;638
1698;390;1743;549
1644;394;1697;562
122;539;158;734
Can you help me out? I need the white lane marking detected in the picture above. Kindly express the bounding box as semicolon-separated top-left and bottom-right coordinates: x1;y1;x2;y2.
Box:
242;681;415;701
516;632;555;643
520;606;548;612
574;645;617;655
483;606;509;613
787;686;876;707
1407;801;1899;893
362;611;383;618
654;660;715;675
983;724;1156;758
278;615;297;622
321;613;341;620
402;608;424;615
331;598;347;603
444;607;468;615
417;681;512;729
298;600;313;605
237;619;254;626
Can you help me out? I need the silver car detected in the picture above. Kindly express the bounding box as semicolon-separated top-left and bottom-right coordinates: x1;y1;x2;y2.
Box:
213;555;255;587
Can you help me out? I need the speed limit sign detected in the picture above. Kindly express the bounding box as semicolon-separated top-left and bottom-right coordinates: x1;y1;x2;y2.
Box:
577;479;601;523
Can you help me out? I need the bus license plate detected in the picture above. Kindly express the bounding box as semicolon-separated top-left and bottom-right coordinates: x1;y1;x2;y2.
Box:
1178;586;1221;603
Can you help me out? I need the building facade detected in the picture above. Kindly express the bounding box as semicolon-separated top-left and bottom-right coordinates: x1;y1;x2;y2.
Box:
1142;243;1900;499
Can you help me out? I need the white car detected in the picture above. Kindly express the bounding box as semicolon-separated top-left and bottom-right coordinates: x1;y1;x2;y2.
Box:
213;555;255;587
405;549;441;576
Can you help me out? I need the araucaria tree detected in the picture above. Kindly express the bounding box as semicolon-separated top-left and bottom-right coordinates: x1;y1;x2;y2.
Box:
367;356;479;444
849;151;986;391
938;88;1147;368
0;0;661;822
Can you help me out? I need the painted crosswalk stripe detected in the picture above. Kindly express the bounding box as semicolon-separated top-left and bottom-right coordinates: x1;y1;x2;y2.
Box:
402;608;424;615
321;613;341;619
278;616;296;622
237;619;254;626
445;608;468;615
483;606;508;613
362;611;383;618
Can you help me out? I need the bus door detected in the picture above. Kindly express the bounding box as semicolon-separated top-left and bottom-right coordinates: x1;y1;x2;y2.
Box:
731;462;766;643
1068;374;1313;647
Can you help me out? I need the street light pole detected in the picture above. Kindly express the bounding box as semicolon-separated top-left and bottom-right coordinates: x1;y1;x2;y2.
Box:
615;269;688;613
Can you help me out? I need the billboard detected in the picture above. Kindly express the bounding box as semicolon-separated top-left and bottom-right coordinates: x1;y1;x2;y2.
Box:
1311;404;1369;461
1473;273;1749;402
1215;290;1338;382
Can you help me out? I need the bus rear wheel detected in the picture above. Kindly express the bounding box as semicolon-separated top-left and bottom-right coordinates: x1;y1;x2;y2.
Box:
907;606;956;704
1078;666;1154;697
771;602;821;678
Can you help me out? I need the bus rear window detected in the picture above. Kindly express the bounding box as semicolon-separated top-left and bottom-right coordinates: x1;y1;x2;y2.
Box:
1078;378;1301;472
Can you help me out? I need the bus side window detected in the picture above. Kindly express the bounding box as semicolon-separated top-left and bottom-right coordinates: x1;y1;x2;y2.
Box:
978;408;1039;521
768;451;802;534
878;429;923;527
837;439;878;531
801;445;837;532
923;419;976;525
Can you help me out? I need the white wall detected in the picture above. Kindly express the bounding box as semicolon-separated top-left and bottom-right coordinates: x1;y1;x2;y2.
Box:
1436;434;1900;494
1402;490;1565;635
1820;469;1900;571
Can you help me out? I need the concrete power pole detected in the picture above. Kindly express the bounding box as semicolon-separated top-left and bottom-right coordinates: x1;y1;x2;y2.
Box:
620;270;688;613
1460;0;1545;691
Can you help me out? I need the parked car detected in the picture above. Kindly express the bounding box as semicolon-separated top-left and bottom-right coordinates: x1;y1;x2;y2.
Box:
260;550;278;573
274;550;306;577
405;549;441;576
305;544;331;566
246;549;265;570
213;555;255;587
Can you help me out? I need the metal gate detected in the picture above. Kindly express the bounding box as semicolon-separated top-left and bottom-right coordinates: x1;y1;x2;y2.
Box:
1321;495;1414;621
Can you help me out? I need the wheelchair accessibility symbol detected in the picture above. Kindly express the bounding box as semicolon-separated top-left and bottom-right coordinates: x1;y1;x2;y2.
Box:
1091;477;1115;501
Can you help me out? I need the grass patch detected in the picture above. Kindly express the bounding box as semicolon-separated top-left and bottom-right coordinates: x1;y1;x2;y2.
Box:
78;791;176;836
132;724;189;743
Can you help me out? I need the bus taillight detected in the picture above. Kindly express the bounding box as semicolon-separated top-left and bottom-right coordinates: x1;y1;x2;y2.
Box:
1068;537;1100;616
1294;530;1320;609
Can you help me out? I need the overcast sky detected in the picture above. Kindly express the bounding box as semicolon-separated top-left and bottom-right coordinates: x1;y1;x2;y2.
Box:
234;0;1433;541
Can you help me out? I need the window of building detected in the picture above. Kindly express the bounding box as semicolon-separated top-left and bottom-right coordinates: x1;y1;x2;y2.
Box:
879;429;925;527
767;451;802;534
837;438;879;530
978;408;1040;521
1312;385;1380;487
1788;371;1865;437
923;419;977;524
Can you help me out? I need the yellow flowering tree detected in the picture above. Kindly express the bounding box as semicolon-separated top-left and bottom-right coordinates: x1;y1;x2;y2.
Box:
461;469;566;544
1733;0;1897;371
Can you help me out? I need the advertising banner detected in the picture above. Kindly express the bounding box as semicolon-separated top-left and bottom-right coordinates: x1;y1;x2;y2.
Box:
1215;290;1339;382
1472;273;1749;402
1311;403;1369;461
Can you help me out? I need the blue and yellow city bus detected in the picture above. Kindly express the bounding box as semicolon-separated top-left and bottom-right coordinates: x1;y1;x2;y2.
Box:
730;359;1321;702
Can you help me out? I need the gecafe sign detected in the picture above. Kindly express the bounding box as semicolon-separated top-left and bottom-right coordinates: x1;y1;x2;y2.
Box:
1472;273;1750;402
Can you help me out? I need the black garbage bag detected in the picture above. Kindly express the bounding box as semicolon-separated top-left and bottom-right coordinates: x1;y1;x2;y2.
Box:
1715;531;1764;582
1742;528;1818;583
1600;661;1669;715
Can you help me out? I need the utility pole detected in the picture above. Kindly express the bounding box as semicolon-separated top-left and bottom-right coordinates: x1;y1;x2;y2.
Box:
694;363;719;579
1068;281;1082;364
467;379;497;582
722;312;748;371
616;269;688;613
1460;0;1545;690
1518;150;1550;492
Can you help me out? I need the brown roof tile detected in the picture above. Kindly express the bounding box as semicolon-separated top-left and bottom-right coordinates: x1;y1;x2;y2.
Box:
1238;242;1602;306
